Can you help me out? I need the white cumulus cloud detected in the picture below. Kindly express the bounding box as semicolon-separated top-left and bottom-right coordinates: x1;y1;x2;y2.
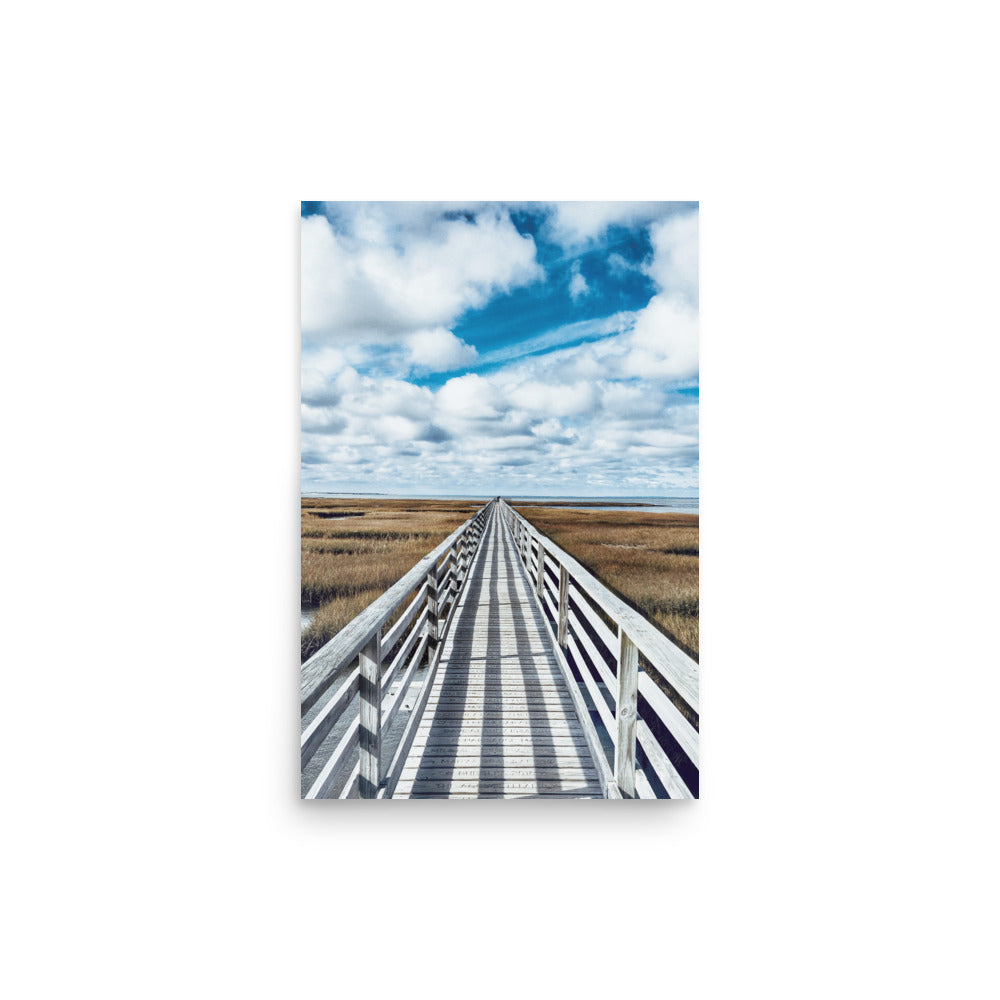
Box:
301;206;543;343
406;327;478;372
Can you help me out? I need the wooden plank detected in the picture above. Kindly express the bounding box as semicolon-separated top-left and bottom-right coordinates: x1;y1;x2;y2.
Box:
380;606;427;694
404;752;595;765
499;511;616;799
379;514;496;798
614;628;639;798
566;633;615;737
635;718;694;799
358;632;382;798
381;581;428;652
402;766;597;782
300;666;359;768
635;769;656;800
516;508;699;714
637;672;699;769
569;583;617;662
304;716;359;798
425;694;575;707
410;734;589;748
339;763;360;799
411;725;585;737
399;793;604;799
380;632;429;737
568;608;616;691
394;779;602;795
301;517;475;713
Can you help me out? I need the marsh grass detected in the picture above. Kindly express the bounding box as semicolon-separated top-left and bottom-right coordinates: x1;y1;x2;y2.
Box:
300;498;479;662
513;505;699;660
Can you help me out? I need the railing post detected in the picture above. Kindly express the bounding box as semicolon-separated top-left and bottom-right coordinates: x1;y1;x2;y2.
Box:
557;564;569;646
536;539;545;598
426;569;439;645
614;628;639;798
358;631;382;798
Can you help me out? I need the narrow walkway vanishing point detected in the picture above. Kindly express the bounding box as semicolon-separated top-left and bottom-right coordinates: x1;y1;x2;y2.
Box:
396;506;602;798
300;498;700;799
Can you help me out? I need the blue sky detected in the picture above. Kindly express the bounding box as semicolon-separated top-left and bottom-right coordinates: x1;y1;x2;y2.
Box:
301;202;698;496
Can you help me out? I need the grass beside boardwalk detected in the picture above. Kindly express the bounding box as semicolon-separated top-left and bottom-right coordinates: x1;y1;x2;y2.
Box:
512;505;699;660
300;498;480;662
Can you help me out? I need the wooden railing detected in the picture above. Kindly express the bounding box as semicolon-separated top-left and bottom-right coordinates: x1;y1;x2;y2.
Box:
301;500;494;798
499;499;699;799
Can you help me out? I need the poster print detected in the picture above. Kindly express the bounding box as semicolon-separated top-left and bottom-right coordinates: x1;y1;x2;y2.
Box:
300;202;698;799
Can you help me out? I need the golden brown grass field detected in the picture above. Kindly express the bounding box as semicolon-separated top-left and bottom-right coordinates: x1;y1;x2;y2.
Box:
300;497;478;661
512;504;699;660
301;497;699;665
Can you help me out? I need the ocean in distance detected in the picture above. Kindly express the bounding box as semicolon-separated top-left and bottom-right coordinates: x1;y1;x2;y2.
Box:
302;493;699;514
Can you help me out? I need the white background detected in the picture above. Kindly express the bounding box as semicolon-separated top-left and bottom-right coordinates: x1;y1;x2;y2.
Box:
3;3;998;998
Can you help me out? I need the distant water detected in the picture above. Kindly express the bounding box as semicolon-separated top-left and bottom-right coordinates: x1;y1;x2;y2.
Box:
302;492;698;514
509;495;698;514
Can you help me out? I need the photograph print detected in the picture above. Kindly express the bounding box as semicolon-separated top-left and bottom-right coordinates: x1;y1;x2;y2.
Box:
300;201;699;799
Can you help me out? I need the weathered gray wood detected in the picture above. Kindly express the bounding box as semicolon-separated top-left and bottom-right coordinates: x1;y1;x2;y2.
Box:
378;514;496;798
339;763;360;799
566;633;615;736
358;632;382;798
305;716;359;798
380;632;429;738
536;541;545;598
400;766;596;781
568;583;617;661
301;518;472;713
635;768;656;800
637;672;699;769
506;503;699;716
504;500;698;800
410;733;590;748
381;582;428;653
568;608;616;692
635;717;694;799
394;778;602;796
380;607;428;695
394;506;606;798
425;569;439;644
557;564;569;646
614;628;639;798
300;666;360;768
497;513;620;798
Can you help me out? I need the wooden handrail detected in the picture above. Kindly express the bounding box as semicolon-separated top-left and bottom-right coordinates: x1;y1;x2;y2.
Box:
499;499;699;799
302;500;494;798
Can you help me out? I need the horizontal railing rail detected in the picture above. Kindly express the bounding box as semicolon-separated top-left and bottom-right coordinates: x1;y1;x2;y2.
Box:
301;500;494;798
499;499;699;799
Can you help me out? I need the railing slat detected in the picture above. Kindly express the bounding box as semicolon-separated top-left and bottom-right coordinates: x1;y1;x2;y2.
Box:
382;581;428;653
300;518;473;714
507;505;699;715
380;632;429;738
300;666;360;768
380;607;428;695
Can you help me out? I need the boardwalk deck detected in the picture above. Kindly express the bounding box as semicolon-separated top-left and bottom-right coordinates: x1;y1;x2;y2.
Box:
395;506;603;798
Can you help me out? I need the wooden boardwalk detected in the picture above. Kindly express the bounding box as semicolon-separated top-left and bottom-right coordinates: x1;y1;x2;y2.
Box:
301;498;699;799
394;506;603;798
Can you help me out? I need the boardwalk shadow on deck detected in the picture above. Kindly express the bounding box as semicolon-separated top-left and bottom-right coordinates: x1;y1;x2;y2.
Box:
401;510;600;798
